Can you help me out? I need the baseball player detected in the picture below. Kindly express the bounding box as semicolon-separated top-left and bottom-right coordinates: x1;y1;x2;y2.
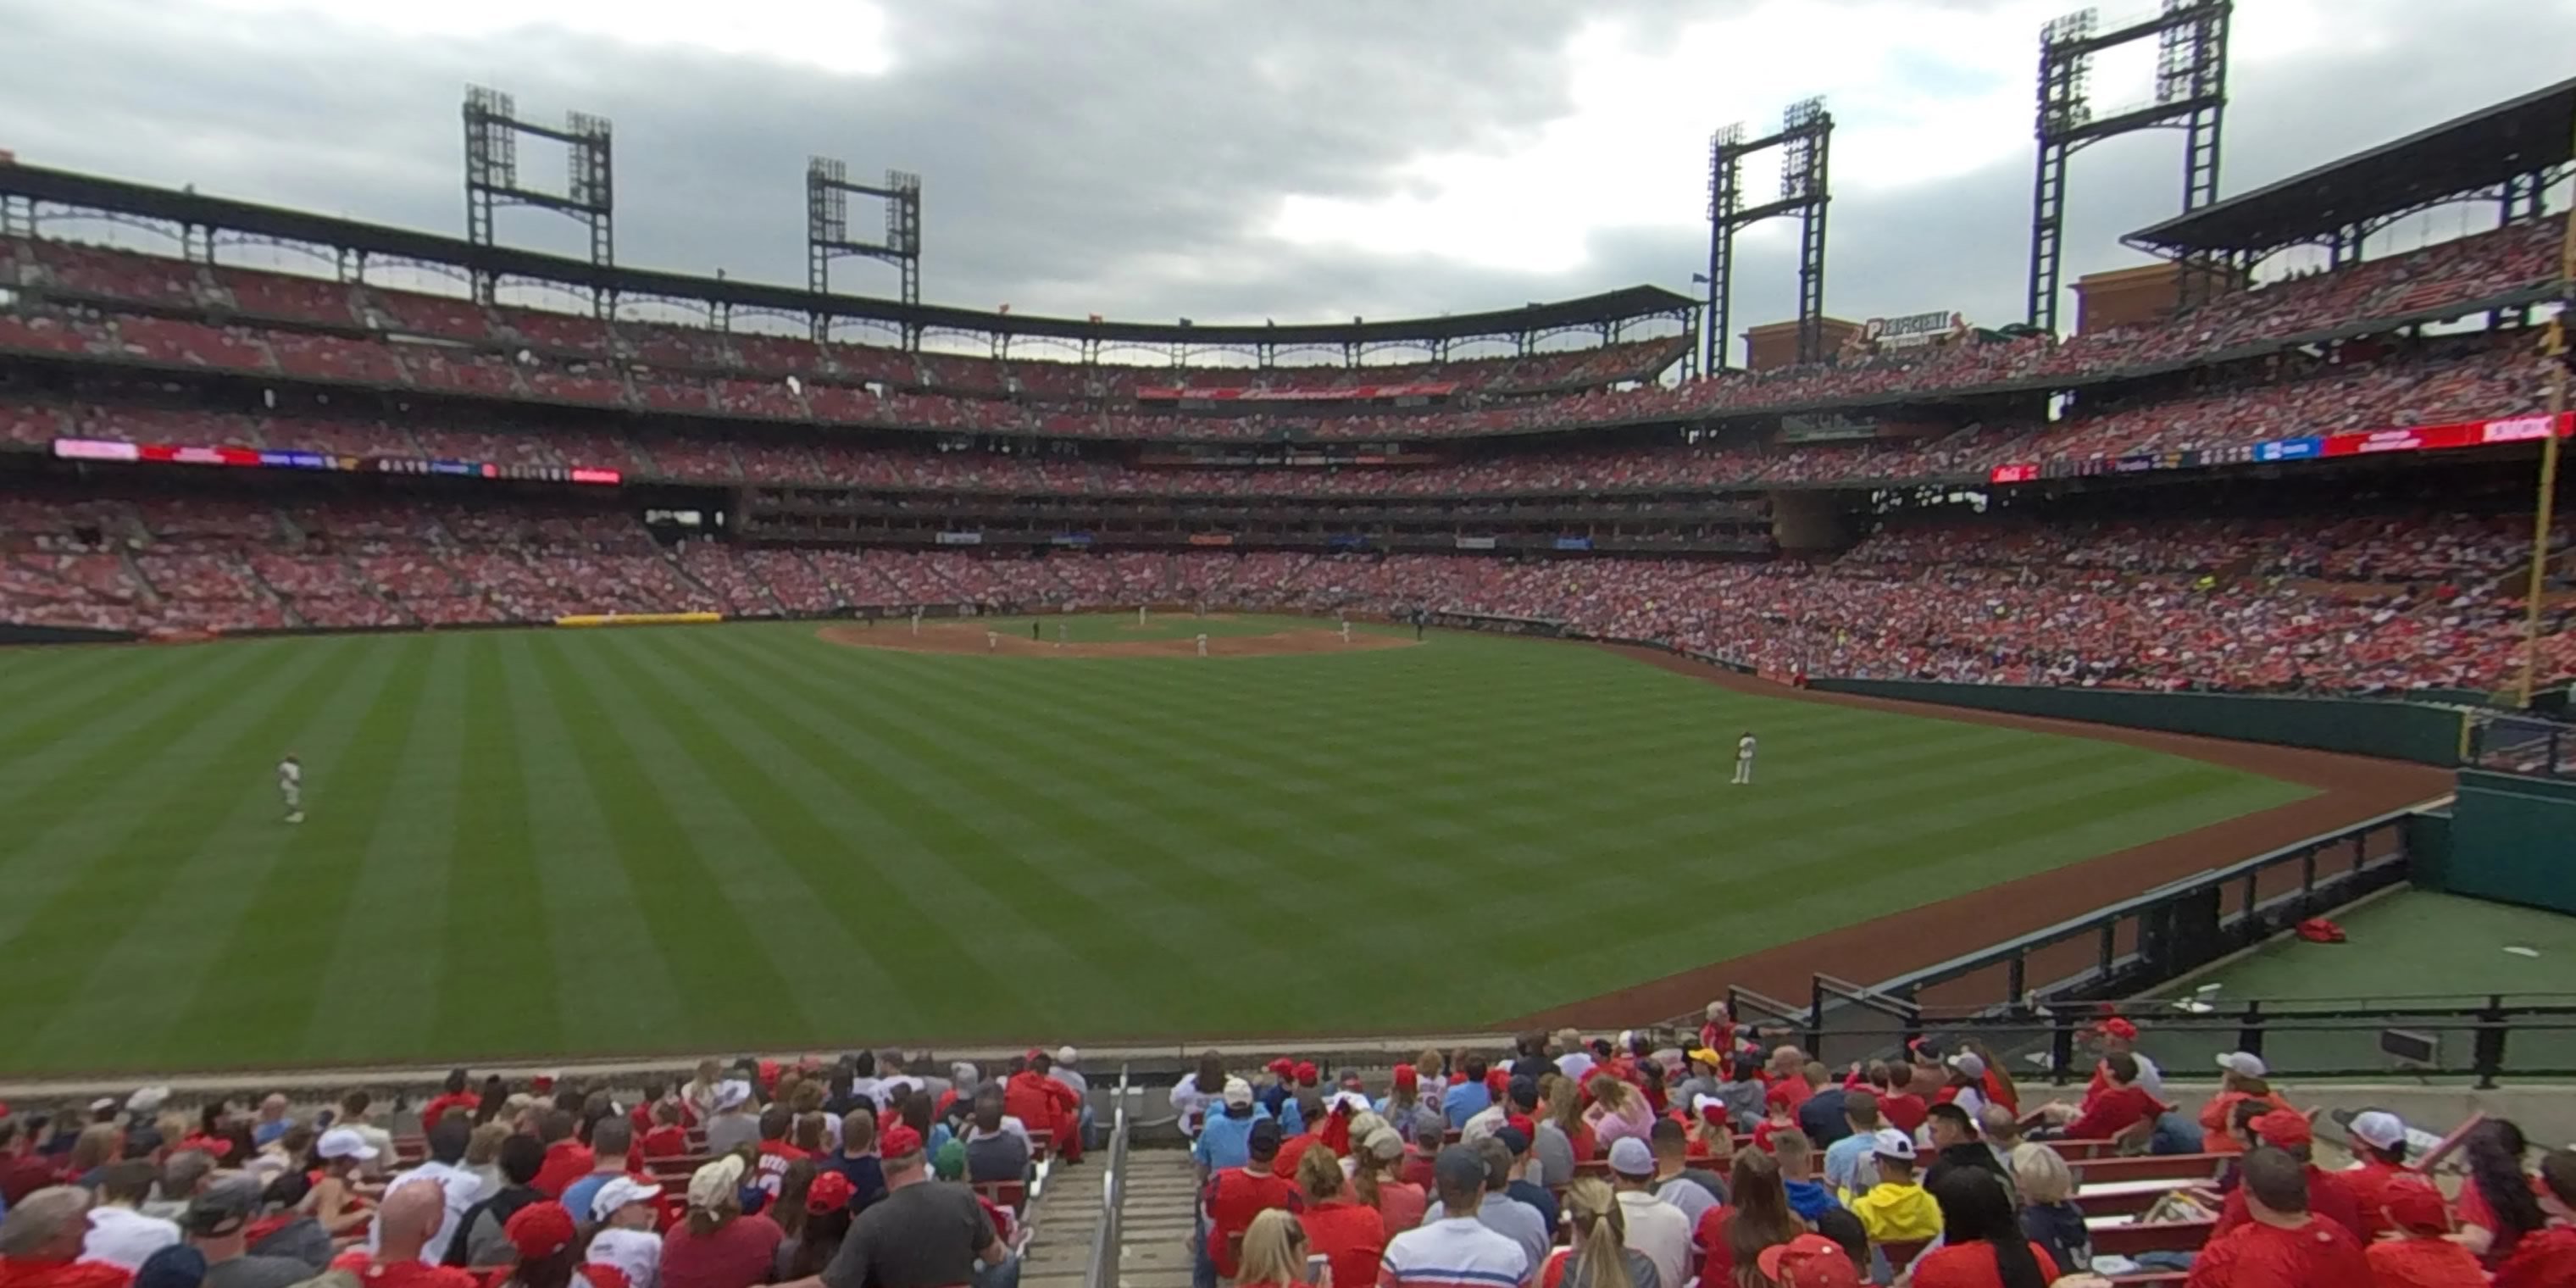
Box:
278;753;303;824
1058;622;1069;647
1732;730;1757;785
910;608;923;636
1196;633;1209;658
1339;620;1352;645
985;630;998;652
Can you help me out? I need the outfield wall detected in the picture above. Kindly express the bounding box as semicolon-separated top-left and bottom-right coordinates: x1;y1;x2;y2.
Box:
2444;769;2576;913
1811;679;2466;766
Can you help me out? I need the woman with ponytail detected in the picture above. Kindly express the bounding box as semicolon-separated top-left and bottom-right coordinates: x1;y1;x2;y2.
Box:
2459;1119;2545;1260
1541;1179;1660;1288
1907;1169;2055;1288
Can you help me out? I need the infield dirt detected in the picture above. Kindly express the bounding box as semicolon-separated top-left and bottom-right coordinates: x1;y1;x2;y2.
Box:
816;621;1415;658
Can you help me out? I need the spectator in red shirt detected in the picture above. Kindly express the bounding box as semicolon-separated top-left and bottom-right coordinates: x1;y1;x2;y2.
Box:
1004;1056;1081;1165
2490;1149;2576;1288
2184;1147;2371;1288
1907;1169;2057;1288
0;1188;134;1288
1203;1121;1301;1282
657;1156;781;1288
1877;1065;1929;1139
0;1119;55;1208
2337;1110;2416;1241
2198;1054;2290;1159
1293;1148;1383;1288
751;1110;808;1202
497;1202;579;1288
637;1102;690;1169
2364;1175;2487;1288
1697;1147;1802;1288
1351;1128;1425;1243
2210;1112;2363;1244
2042;1053;2168;1143
419;1072;480;1136
2457;1119;2546;1260
530;1113;593;1202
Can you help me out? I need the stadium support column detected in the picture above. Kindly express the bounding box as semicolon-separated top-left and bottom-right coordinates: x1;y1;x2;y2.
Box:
807;158;923;348
2025;1;2230;332
462;86;614;309
1702;99;1833;371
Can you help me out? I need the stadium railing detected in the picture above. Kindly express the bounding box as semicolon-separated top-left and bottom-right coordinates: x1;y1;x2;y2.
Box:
1080;1067;1131;1288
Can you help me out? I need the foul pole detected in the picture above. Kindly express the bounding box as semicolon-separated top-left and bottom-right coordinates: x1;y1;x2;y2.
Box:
2517;155;2576;708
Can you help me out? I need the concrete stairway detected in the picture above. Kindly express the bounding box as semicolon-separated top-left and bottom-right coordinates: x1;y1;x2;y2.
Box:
1115;1151;1203;1288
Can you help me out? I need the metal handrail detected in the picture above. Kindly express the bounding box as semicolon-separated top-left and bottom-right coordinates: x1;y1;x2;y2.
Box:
1080;1066;1131;1288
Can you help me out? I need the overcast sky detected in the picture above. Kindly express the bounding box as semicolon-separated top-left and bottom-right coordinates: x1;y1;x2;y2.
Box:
3;0;2571;356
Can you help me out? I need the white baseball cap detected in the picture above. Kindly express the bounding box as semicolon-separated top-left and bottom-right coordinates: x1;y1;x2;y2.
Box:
590;1176;663;1222
2348;1111;2407;1151
1056;1046;1080;1066
316;1127;378;1161
126;1086;171;1114
1221;1077;1253;1108
1946;1052;1986;1079
1871;1128;1917;1161
2214;1052;2268;1080
710;1080;753;1113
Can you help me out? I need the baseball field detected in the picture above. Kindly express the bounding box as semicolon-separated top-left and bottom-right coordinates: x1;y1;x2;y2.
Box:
0;613;2325;1075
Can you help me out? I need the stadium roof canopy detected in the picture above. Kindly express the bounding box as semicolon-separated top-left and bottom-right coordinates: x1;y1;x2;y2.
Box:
0;162;1694;347
2126;76;2576;257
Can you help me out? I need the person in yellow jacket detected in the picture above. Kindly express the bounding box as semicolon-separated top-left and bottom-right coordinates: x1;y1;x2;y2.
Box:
1841;1129;1942;1242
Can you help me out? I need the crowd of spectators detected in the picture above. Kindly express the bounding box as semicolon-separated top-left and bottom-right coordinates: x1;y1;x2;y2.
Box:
8;216;2561;448
10;489;2573;692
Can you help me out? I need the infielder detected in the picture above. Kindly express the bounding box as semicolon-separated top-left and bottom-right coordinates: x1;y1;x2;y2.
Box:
1339;620;1352;644
279;752;303;824
1732;730;1757;785
985;630;998;652
1196;633;1209;658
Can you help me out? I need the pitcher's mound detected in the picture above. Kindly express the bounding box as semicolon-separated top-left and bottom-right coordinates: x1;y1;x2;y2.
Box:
818;622;1418;658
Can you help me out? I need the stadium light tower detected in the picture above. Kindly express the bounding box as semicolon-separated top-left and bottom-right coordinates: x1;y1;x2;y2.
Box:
1704;98;1833;372
462;86;615;307
2026;0;2230;333
807;157;923;347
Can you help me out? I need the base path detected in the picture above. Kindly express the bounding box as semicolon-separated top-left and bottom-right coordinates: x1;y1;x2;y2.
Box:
1507;645;2453;1031
816;622;1414;658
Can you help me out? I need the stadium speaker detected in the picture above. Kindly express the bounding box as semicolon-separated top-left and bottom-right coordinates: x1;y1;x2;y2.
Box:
2138;886;2225;977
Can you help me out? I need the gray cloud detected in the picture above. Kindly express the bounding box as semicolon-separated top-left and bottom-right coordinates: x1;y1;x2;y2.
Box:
1;0;2567;352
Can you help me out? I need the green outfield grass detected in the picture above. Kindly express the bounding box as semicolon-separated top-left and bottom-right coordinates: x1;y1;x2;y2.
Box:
0;617;2315;1074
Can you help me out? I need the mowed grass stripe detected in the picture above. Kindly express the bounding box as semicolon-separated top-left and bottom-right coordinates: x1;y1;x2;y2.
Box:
528;633;806;1051
0;641;283;821
66;641;414;1069
0;646;192;741
0;637;374;1047
152;635;437;1063
497;635;693;1054
593;630;975;1031
300;636;475;1065
681;631;1223;1027
429;636;563;1056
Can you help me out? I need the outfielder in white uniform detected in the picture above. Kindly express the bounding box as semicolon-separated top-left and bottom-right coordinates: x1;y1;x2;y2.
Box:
1732;732;1756;785
1196;633;1209;658
279;754;303;824
1339;621;1352;644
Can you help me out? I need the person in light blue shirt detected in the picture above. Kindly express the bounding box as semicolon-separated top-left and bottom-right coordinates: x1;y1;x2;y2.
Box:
1191;1079;1270;1180
1441;1056;1492;1130
1822;1089;1885;1195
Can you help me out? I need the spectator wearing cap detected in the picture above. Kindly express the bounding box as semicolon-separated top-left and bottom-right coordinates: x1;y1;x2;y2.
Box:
1380;1146;1529;1288
142;1155;218;1227
1191;1080;1267;1185
558;1120;635;1234
1821;1091;1884;1196
2;1188;130;1288
1349;1128;1423;1242
185;1176;309;1288
491;1202;575;1288
1935;1052;1991;1123
1256;1061;1297;1125
1841;1130;1939;1243
2011;1146;2090;1275
771;1170;847;1284
1374;1065;1425;1135
1643;1122;1723;1229
2198;1053;2289;1159
1757;1232;1861;1288
1921;1103;2007;1195
1004;1052;1080;1166
83;1163;180;1271
1552;1035;1597;1088
2336;1110;2415;1241
2210;1111;2362;1245
658;1157;780;1288
2362;1174;2484;1288
447;1135;547;1269
2095;1020;2197;1155
131;1246;203;1288
2183;1146;2368;1288
1441;1057;1493;1131
1601;1138;1688;1288
419;1074;477;1138
2491;1149;2576;1288
330;1096;392;1183
331;1180;478;1288
820;1112;886;1219
699;1086;758;1162
583;1180;662;1288
367;1119;479;1266
1910;1169;2059;1288
1046;1048;1094;1153
1491;1129;1556;1233
1200;1120;1300;1288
